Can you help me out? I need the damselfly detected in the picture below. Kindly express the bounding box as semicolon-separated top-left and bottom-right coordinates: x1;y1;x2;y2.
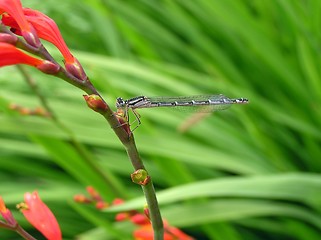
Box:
116;94;248;130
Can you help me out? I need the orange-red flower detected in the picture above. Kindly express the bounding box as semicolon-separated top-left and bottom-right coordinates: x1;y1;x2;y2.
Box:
0;0;40;47
0;196;17;226
74;187;194;240
0;42;59;73
2;6;87;80
0;42;42;66
133;221;194;240
112;198;194;240
2;8;74;62
20;192;62;240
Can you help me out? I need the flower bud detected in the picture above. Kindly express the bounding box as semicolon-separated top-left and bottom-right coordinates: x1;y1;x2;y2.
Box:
36;60;60;74
65;58;87;81
73;194;91;203
115;212;129;222
0;197;17;226
131;169;150;186
95;201;109;210
21;28;41;48
83;94;108;112
130;213;150;225
112;198;124;205
0;33;18;44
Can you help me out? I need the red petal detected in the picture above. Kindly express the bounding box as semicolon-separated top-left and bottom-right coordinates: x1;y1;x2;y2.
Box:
130;213;150;226
2;8;74;63
133;224;177;240
0;0;40;47
22;192;62;240
0;42;43;67
0;197;17;226
133;225;154;240
0;196;6;212
0;0;30;31
167;226;194;240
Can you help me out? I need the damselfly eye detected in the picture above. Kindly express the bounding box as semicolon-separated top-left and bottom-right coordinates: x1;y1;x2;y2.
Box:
116;97;125;108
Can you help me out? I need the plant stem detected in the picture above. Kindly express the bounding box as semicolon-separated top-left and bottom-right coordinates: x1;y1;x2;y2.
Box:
15;225;37;240
124;135;164;239
11;32;164;239
142;180;164;239
16;65;126;199
0;222;36;240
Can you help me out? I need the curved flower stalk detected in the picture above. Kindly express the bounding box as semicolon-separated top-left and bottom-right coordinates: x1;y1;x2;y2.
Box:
18;192;62;240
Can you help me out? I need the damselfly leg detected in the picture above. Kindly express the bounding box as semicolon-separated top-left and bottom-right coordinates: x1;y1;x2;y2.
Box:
114;106;142;132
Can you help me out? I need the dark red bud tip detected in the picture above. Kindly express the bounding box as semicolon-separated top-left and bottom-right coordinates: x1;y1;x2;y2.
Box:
115;212;129;222
0;33;18;44
131;169;150;185
0;197;17;226
143;204;150;220
21;29;41;48
65;58;87;81
36;60;60;74
112;198;124;205
130;213;150;225
95;201;109;210
73;194;92;204
83;94;108;112
86;186;103;201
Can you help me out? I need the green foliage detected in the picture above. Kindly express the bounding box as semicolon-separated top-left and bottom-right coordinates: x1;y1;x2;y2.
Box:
1;0;321;239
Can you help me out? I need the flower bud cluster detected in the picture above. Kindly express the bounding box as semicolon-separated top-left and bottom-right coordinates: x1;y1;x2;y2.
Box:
0;0;87;80
75;186;194;240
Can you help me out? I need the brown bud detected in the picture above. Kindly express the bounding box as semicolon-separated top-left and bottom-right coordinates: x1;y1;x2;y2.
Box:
83;94;108;112
37;60;60;74
0;33;18;45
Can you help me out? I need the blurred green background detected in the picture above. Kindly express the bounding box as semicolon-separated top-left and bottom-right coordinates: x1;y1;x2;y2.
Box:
1;0;321;239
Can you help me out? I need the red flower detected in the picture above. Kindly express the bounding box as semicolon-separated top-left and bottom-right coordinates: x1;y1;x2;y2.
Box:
0;42;59;73
2;7;87;80
0;196;17;226
0;0;40;47
0;196;6;212
20;192;62;240
2;8;74;62
133;220;194;240
130;213;150;226
0;42;42;66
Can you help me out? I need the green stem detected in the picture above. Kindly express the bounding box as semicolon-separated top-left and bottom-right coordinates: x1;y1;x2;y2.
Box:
16;65;126;199
15;225;37;240
98;98;164;240
11;33;164;239
124;136;164;239
0;222;36;240
142;180;164;239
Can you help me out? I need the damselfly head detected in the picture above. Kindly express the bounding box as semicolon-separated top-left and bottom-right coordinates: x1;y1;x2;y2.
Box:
116;97;126;108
